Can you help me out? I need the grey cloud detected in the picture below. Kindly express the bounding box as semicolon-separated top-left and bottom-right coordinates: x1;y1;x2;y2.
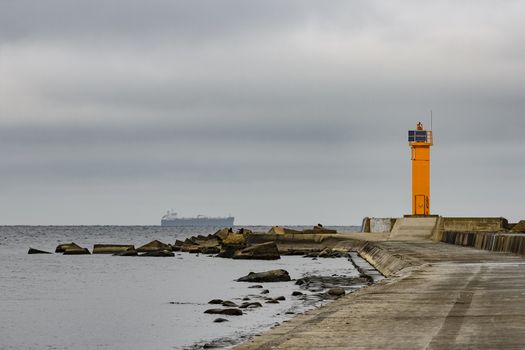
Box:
0;0;523;224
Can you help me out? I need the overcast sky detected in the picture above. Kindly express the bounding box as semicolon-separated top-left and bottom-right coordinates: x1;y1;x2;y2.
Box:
0;0;523;225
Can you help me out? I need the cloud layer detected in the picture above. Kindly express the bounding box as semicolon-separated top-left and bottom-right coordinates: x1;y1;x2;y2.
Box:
1;0;523;224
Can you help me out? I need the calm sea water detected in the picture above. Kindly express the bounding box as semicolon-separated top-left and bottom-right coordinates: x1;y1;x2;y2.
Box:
0;226;362;350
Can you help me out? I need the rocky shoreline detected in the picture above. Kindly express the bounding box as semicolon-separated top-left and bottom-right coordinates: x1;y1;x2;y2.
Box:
27;225;382;350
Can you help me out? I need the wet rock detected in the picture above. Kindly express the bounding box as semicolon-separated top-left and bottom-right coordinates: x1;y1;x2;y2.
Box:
242;297;250;301
221;301;238;307
213;318;228;323
200;246;220;254
275;296;286;301
139;250;174;257
328;287;346;296
217;232;247;258
93;244;135;254
113;249;138;256
239;302;262;309
214;227;233;241
63;247;90;255
55;242;83;253
204;308;243;316
236;269;291;283
511;220;525;233
266;299;279;304
292;291;303;296
208;299;223;304
136;240;171;252
260;289;270;294
248;285;263;288
285;311;295;315
267;226;302;235
28;248;52;254
233;242;280;260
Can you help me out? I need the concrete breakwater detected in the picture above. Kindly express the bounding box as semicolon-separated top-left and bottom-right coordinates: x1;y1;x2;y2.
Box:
442;231;525;255
234;239;525;350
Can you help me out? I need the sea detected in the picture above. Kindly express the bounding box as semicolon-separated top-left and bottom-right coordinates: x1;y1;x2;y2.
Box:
0;225;366;350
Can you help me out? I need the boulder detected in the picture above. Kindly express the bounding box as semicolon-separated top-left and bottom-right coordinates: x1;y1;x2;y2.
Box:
201;246;220;254
266;299;279;304
218;232;247;258
55;242;83;253
237;269;291;283
208;299;223;304
204;308;243;316
292;291;303;296
267;226;302;235
248;285;263;289
28;248;52;254
232;242;280;260
327;287;346;296
275;296;286;301
93;244;135;254
221;301;238;307
140;250;174;257
302;225;338;235
260;289;270;294
136;240;171;252
239;302;262;309
113;249;138;256
511;220;525;233
213;318;228;323
63;247;90;255
214;228;233;241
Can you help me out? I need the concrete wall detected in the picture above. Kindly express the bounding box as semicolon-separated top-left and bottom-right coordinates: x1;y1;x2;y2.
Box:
370;218;395;233
361;217;395;233
442;217;508;232
442;231;525;255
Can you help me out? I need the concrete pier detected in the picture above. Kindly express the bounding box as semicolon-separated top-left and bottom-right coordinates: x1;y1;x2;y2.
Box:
234;239;525;349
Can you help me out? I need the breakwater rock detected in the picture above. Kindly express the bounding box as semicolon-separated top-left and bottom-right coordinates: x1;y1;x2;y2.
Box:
93;244;135;254
28;248;52;254
233;242;280;260
237;269;291;283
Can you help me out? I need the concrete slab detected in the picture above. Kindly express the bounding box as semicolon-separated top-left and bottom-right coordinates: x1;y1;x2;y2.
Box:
234;241;525;350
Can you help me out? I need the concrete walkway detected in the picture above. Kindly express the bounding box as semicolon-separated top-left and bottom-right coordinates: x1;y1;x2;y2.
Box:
234;241;525;350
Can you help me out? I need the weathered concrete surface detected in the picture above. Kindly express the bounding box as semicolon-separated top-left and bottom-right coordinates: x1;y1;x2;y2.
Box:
389;217;437;240
234;241;525;350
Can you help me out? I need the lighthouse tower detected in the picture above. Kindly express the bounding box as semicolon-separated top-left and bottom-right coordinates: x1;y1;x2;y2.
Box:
408;122;433;215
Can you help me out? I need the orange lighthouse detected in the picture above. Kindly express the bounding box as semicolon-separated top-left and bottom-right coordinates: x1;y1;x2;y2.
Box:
408;122;433;215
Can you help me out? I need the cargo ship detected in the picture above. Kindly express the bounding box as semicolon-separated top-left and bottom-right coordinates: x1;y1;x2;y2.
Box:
161;210;234;227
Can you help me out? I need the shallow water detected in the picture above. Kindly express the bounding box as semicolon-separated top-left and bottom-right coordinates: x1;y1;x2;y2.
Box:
0;226;362;349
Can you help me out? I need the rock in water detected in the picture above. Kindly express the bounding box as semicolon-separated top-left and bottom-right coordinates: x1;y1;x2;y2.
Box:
204;308;243;316
239;302;262;309
93;244;135;254
328;287;346;296
236;269;291;283
113;249;138;256
55;242;83;253
217;232;246;258
232;242;280;260
139;250;174;257
208;299;224;305
221;301;238;307
28;248;52;254
63;247;90;255
213;318;228;323
136;240;171;252
292;291;303;296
